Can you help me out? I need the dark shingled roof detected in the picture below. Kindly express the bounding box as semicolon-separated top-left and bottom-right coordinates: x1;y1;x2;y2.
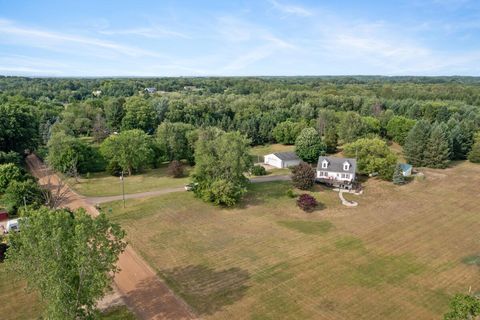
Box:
272;152;300;161
317;156;356;174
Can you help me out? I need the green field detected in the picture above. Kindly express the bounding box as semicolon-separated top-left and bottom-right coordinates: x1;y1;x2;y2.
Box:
103;162;480;319
68;165;192;197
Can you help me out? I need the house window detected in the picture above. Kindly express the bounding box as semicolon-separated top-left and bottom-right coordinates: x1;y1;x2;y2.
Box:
343;162;350;171
322;160;328;169
341;173;345;178
345;174;350;179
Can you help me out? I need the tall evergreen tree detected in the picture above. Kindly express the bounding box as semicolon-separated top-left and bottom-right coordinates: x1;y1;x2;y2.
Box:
468;133;480;163
403;120;432;167
448;120;475;160
424;123;451;168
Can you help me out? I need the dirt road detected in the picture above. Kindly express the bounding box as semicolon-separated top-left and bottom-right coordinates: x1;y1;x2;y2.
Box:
26;154;196;320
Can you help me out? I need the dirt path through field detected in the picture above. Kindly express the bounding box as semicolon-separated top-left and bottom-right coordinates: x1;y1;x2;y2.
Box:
84;174;292;205
26;154;197;320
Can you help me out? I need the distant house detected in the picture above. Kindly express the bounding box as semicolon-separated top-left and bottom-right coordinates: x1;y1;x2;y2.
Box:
316;156;357;189
400;163;413;177
92;90;102;97
144;87;157;94
264;152;301;168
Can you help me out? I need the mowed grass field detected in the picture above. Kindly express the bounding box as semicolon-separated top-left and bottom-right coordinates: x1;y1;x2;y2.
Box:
0;263;137;320
68;165;192;197
104;162;480;319
0;264;42;320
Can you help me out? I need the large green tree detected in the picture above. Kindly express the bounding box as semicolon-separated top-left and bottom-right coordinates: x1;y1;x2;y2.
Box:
272;120;306;145
155;121;196;163
3;179;44;214
338;112;366;143
343;138;398;180
0;163;23;193
295;127;326;163
0;102;38;153
403;120;432;167
47;132;104;174
100;129;154;175
121;96;158;133
386;116;416;145
468;132;480;163
193;128;252;206
424;123;451;169
6;207;126;319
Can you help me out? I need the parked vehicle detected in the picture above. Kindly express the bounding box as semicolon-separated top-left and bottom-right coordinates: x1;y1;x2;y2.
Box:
184;182;198;191
6;219;20;233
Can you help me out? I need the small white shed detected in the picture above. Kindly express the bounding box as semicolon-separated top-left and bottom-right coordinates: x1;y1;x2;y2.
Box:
264;152;301;168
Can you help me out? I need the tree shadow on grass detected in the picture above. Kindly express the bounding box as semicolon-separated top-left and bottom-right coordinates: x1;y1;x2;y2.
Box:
161;265;250;315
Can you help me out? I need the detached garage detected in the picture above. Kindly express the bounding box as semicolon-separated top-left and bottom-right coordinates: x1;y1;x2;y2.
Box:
264;152;301;169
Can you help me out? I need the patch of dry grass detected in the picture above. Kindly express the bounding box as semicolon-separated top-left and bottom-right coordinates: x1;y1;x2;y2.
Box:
103;162;480;319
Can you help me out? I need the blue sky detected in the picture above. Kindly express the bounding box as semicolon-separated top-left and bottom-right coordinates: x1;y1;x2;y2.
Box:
0;0;479;76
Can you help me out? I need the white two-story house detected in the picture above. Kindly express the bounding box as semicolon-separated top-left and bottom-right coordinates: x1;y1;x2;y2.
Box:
316;156;357;189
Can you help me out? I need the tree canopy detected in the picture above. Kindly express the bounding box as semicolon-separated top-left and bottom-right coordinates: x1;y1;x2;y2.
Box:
6;207;126;319
193;128;252;206
100;129;154;175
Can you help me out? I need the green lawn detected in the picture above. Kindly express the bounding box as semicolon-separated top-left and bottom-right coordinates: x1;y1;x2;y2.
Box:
68;165;192;197
102;162;480;319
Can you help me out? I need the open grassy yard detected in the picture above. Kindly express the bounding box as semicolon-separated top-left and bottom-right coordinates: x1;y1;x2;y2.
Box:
0;264;42;320
0;263;137;319
104;161;480;319
68;165;192;197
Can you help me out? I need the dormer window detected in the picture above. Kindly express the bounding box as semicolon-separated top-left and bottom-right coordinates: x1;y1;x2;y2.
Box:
322;159;328;169
343;161;350;171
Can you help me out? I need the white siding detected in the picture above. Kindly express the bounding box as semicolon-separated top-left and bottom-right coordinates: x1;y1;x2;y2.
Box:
317;170;354;182
264;154;283;168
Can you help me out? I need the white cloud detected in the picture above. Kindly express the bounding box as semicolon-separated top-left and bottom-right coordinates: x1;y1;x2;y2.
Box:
267;0;312;16
99;26;190;39
0;19;164;58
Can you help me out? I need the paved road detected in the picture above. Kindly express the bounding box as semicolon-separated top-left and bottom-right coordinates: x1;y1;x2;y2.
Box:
26;154;196;320
86;174;292;204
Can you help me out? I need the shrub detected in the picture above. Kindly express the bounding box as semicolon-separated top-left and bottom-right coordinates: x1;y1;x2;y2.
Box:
200;179;247;207
296;194;318;212
286;188;297;198
291;162;315;190
167;160;185;178
250;165;267;176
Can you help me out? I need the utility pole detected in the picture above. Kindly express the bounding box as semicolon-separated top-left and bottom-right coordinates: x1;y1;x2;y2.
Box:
120;171;125;208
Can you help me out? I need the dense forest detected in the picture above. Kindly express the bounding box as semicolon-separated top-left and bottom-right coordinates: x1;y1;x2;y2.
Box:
2;76;480;185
